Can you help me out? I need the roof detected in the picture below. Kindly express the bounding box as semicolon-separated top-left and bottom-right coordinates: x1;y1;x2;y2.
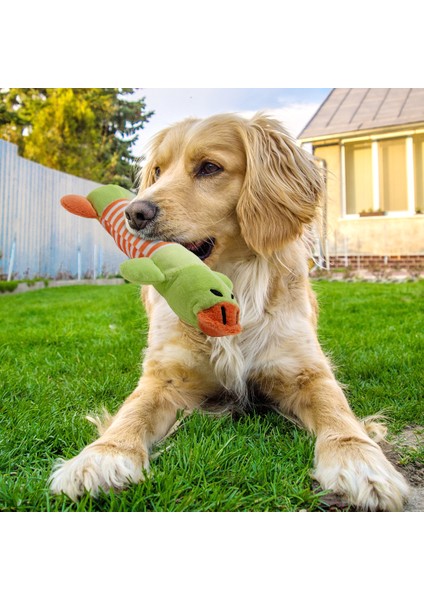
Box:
299;88;424;140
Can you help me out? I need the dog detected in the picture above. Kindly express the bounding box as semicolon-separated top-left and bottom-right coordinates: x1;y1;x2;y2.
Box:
50;112;410;510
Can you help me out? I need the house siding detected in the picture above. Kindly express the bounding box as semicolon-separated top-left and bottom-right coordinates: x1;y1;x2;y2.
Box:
313;141;424;257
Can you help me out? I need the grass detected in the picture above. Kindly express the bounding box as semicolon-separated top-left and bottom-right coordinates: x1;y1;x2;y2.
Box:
0;280;423;512
315;281;424;431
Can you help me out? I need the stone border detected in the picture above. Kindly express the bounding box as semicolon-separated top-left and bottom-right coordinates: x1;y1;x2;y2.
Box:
310;268;424;283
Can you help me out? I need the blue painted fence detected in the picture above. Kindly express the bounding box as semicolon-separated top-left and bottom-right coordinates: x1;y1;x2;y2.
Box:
0;140;128;279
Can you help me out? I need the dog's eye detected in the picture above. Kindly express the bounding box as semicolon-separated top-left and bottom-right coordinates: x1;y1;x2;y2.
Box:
154;167;161;179
197;162;222;177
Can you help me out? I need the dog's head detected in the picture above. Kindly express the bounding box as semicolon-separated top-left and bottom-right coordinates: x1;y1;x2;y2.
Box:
126;113;324;261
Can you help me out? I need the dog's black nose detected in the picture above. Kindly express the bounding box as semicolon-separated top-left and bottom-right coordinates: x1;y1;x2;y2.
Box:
125;200;158;231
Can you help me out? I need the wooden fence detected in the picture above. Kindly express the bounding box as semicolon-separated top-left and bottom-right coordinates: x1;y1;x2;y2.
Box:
0;140;126;279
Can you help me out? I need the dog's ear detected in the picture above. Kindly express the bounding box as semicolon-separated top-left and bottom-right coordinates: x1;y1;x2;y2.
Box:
137;128;170;191
236;114;324;256
138;159;156;190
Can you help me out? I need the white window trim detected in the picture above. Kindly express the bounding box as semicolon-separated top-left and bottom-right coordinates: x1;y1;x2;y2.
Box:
341;136;417;218
340;143;346;218
371;141;380;211
406;136;415;213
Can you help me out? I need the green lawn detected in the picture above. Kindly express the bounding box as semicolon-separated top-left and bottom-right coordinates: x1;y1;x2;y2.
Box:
0;281;423;512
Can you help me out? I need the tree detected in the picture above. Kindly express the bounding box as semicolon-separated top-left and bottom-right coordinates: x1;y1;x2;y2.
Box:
0;88;153;188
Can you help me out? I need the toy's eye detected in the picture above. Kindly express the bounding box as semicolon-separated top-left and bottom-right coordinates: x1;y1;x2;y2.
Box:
210;289;223;297
154;167;161;179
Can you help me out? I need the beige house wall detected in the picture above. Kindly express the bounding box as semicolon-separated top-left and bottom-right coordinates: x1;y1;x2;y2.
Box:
312;141;424;256
314;144;340;239
331;215;424;256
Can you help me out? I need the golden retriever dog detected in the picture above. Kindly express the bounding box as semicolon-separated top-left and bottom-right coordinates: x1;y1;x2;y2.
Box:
50;113;410;510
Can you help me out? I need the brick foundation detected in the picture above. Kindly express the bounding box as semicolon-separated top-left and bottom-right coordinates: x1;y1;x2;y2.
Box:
322;255;424;270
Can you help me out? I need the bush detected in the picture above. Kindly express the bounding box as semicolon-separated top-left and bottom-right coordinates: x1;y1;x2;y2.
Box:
0;278;49;293
0;281;19;293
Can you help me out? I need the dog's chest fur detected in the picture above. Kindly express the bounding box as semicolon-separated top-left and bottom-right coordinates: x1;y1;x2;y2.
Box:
208;255;273;398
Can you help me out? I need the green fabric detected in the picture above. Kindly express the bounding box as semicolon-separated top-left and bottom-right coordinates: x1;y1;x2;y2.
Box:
120;258;165;284
150;243;207;270
87;185;135;216
120;250;238;330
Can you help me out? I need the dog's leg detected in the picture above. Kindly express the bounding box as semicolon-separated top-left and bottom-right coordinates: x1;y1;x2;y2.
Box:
50;353;217;501
260;365;410;511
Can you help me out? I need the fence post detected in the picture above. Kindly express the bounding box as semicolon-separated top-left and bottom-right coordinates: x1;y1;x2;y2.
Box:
98;246;103;278
93;244;97;280
7;236;16;281
77;245;81;280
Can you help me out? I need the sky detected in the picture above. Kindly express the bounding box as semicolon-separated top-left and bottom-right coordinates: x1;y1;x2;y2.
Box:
133;88;332;157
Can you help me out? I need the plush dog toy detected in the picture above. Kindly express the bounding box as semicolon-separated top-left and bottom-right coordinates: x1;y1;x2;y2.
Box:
60;185;241;337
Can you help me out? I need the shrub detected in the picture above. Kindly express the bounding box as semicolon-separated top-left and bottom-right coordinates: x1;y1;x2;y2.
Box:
0;281;19;293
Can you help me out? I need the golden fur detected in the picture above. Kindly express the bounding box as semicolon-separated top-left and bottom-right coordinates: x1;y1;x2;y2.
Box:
50;113;409;510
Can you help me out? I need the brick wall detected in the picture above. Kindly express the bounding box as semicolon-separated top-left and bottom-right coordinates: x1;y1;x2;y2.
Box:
324;255;424;270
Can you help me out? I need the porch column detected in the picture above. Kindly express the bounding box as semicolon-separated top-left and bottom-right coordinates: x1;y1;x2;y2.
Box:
340;143;346;217
371;140;380;211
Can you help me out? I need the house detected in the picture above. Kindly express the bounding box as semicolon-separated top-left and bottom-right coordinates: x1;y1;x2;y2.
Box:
299;88;424;270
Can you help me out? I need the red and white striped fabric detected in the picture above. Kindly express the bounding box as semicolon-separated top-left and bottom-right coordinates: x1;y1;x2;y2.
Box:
101;199;172;258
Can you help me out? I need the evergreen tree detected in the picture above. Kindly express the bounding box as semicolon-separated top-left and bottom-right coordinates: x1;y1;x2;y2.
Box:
0;88;153;188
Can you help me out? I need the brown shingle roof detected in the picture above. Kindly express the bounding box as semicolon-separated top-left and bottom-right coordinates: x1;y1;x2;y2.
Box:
299;88;424;140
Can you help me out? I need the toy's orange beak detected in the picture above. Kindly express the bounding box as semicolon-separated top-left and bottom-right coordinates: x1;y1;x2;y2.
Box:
197;302;242;337
60;195;98;219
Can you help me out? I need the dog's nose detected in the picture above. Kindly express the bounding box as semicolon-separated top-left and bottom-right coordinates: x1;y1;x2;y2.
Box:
125;200;158;230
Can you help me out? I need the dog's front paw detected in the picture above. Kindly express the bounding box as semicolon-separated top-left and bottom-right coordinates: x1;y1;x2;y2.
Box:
49;443;148;501
314;436;410;511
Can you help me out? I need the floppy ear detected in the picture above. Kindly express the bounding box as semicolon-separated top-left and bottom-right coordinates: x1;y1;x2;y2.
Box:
137;128;171;191
137;156;156;191
236;114;324;256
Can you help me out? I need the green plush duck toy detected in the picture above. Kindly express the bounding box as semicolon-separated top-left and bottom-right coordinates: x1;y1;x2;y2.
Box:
60;185;241;337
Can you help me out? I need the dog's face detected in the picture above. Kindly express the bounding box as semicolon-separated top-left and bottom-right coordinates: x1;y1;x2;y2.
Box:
126;113;324;263
126;115;246;263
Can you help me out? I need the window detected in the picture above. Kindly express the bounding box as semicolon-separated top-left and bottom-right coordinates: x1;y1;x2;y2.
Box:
378;138;408;212
345;142;373;214
315;134;422;217
342;136;416;216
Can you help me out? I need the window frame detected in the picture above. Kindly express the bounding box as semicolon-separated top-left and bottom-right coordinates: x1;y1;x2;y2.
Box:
340;131;419;219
